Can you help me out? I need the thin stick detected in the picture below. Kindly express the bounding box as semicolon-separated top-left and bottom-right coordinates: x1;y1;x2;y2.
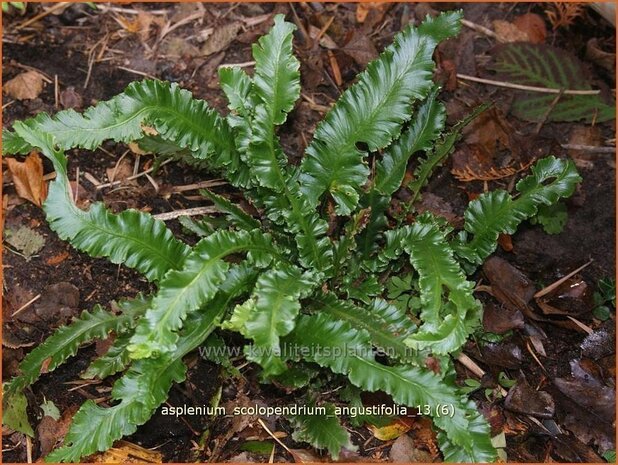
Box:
152;206;217;221
566;316;594;334
457;73;601;96
534;259;594;298
15;2;68;30
461;18;497;38
116;66;157;79
218;60;256;70
54;74;59;109
257;418;292;456
534;89;564;134
561;144;616;153
26;436;32;464
11;294;41;317
96;159;173;189
170;180;227;193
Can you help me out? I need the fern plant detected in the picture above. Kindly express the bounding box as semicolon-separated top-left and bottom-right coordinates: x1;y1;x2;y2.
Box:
2;12;581;463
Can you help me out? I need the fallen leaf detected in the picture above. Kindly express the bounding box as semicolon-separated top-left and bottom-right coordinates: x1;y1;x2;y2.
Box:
307;25;338;49
389;434;434;463
368;418;413;441
106;158;135;184
3;390;33;436
45;250;69;266
4;226;45;260
512;13;547;43
341;30;378;66
483;256;536;311
493;19;529;43
504;378;555;418
481;342;523;369
289;448;325;463
554;375;615;423
536;277;593;316
4;70;45;100
92;440;163;463
161;36;201;58
6;152;48;206
482;301;525;334
355;3;390;26
59;86;83;109
36;416;59;457
201;22;242;56
34;282;80;323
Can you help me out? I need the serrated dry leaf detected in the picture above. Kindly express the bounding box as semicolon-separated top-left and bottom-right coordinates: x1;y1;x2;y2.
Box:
6;152;48;206
4;70;45;100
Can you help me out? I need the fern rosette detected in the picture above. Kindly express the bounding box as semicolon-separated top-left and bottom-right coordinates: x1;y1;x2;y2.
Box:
2;10;583;463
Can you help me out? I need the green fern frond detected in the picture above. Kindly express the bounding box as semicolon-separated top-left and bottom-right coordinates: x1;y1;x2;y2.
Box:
408;102;489;204
310;293;418;364
199;188;261;231
289;402;355;459
374;87;446;196
299;11;462;214
401;214;481;354
284;313;496;461
127;229;275;359
453;156;582;266
13;124;190;282
244;264;316;376
46;266;257;463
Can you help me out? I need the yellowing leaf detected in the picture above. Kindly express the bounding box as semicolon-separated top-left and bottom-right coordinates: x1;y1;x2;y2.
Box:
6;152;48;206
368;418;413;441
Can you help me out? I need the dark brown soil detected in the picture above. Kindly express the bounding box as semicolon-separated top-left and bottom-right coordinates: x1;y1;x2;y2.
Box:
2;2;615;463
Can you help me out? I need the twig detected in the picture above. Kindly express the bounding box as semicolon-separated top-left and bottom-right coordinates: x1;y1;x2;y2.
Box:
560;144;616;153
457;73;601;95
54;74;59;109
218;60;256;70
534;89;564;134
95;5;169;16
116;66;157;79
566;316;594;334
11;294;41;317
96;159;173;189
461;18;497;38
257;418;292;456
534;259;594;298
170;180;227;193
26;436;32;464
108;149;130;183
152;206;217;221
15;2;68;30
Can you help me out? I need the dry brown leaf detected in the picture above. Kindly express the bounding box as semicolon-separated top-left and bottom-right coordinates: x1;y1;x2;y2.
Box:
202;22;242;56
493;20;529;43
512;13;547;44
356;3;390;25
342;30;378;66
106;158;135;184
6;152;48;206
4;70;45;100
